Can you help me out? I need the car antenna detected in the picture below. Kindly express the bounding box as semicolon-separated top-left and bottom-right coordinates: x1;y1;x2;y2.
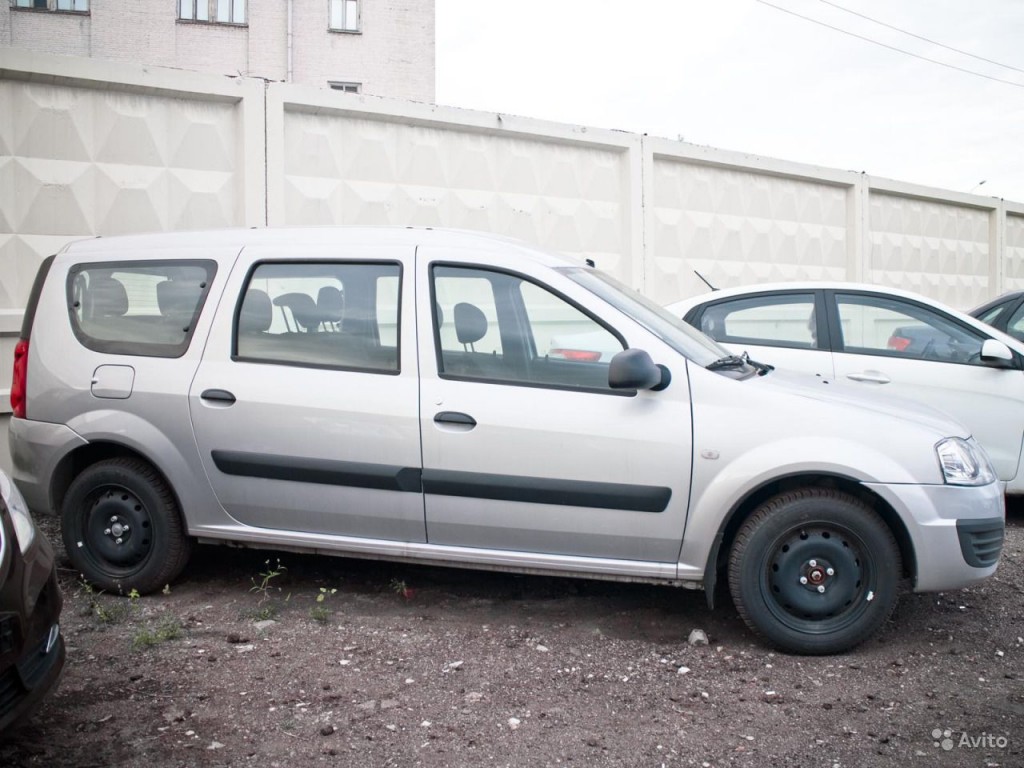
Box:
694;270;717;291
585;258;596;268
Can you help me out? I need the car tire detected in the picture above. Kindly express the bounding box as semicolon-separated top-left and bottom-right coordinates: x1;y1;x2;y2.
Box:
728;489;901;655
61;458;191;594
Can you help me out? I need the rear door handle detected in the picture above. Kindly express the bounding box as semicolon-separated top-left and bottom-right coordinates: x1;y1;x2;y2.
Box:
434;411;476;426
846;371;891;384
200;388;237;403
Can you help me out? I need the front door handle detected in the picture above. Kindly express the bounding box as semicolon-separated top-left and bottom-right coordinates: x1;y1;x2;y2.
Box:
846;371;891;384
200;388;237;403
434;411;476;426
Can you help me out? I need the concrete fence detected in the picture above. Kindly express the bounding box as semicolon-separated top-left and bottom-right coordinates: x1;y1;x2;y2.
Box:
2;46;1023;450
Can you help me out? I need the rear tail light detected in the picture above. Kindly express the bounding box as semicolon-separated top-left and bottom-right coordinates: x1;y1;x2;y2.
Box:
887;336;911;352
11;338;28;418
550;349;602;362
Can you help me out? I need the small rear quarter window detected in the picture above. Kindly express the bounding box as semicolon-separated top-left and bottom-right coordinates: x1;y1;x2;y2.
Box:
67;260;217;357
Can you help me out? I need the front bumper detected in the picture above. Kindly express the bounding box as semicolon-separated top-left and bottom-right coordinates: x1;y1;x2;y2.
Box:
862;480;1005;592
0;525;66;733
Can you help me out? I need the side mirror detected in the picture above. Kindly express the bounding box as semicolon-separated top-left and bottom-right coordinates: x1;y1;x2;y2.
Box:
981;338;1014;366
609;349;670;391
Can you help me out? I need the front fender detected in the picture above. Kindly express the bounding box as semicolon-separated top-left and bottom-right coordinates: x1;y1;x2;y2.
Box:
677;436;934;582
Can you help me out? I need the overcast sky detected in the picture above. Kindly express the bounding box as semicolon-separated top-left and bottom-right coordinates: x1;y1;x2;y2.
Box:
436;0;1024;203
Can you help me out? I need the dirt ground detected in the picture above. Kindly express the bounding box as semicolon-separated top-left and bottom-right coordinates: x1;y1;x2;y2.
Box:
2;506;1022;768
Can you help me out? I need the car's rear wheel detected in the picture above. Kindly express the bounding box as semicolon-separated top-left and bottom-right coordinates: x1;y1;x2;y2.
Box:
61;458;191;594
728;489;901;655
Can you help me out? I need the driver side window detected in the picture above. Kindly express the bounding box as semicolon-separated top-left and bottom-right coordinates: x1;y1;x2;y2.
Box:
836;294;986;365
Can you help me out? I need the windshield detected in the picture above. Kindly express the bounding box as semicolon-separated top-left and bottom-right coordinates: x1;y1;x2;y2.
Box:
559;267;729;367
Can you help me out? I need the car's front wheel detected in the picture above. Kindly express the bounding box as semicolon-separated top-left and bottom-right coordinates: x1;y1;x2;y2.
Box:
728;489;901;655
61;458;191;594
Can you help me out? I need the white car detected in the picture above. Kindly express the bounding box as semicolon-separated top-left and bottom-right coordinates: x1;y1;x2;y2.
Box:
669;283;1024;494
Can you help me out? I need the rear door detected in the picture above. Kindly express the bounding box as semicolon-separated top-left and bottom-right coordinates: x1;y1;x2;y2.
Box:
189;244;424;541
417;247;693;565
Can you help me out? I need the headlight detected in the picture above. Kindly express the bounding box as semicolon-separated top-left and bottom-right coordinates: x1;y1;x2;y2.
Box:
936;437;996;486
0;471;36;553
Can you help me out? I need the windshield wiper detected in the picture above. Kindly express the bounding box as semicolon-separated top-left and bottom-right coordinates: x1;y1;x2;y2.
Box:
706;351;775;376
706;354;749;371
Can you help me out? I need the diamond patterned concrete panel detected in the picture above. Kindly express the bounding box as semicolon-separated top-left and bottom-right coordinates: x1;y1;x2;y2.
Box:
4;158;92;233
6;83;93;163
94;164;167;234
1005;215;1024;291
868;193;989;308
282;110;632;280
649;158;849;303
94;95;167;166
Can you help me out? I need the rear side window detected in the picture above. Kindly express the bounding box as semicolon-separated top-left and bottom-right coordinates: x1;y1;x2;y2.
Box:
234;262;401;374
67;260;216;358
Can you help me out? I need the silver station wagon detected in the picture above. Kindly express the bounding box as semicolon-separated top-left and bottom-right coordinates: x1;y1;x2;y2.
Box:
8;228;1005;654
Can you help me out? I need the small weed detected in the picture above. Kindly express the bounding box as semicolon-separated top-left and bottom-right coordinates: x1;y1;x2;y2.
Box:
162;584;172;596
248;603;280;622
250;558;287;604
132;615;183;650
390;578;415;601
79;579;137;624
309;587;338;624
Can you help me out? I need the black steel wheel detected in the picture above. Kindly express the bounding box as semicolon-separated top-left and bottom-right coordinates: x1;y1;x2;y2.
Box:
62;458;191;594
728;489;901;655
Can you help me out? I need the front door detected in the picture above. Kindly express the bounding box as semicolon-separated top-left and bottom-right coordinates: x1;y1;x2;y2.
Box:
417;250;693;564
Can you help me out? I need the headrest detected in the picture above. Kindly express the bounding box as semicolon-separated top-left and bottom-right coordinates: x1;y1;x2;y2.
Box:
274;292;321;331
157;280;201;322
89;275;128;317
317;286;344;323
240;289;272;333
454;302;487;345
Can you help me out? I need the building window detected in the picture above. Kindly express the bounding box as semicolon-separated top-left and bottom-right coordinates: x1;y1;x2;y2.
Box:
11;0;89;11
328;81;361;94
329;0;359;32
179;0;246;24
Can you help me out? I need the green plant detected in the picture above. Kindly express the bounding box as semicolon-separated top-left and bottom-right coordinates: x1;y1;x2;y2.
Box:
250;558;287;604
79;579;136;624
309;587;338;623
132;614;183;650
389;578;415;601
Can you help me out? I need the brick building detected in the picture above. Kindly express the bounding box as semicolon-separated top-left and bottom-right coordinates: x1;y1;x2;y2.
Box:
0;0;434;100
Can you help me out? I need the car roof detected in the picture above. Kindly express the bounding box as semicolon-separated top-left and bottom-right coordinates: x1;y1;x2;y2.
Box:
667;281;1024;354
57;227;577;270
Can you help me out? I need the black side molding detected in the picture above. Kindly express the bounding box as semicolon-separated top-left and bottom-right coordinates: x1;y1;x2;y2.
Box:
422;469;671;513
211;451;422;492
209;451;671;513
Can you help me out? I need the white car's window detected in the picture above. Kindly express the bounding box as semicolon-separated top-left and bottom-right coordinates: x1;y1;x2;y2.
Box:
235;262;400;373
432;265;623;391
698;294;820;349
1005;303;1024;342
836;293;986;365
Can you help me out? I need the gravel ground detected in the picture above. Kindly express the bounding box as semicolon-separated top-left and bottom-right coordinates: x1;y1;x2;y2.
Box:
2;506;1022;768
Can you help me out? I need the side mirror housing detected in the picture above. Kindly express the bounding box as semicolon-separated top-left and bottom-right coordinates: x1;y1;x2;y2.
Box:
981;338;1014;367
609;349;670;390
974;339;1015;370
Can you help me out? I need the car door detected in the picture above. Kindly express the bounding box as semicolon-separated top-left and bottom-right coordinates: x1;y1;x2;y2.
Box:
684;291;836;379
417;248;693;565
828;289;1024;485
189;244;425;542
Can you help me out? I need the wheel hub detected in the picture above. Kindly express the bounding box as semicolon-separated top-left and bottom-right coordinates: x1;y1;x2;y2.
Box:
766;527;866;624
86;488;152;567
